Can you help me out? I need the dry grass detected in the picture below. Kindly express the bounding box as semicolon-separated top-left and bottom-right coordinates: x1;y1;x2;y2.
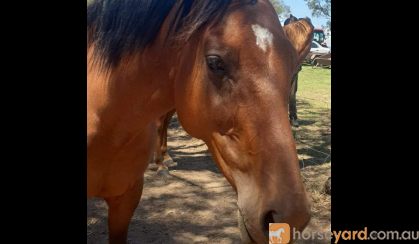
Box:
302;163;331;226
293;163;331;244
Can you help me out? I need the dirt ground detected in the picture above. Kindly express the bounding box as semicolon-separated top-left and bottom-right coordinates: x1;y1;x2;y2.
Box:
87;113;331;244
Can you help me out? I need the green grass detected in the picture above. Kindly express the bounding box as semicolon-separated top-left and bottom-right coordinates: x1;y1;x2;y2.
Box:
293;64;331;167
298;64;331;107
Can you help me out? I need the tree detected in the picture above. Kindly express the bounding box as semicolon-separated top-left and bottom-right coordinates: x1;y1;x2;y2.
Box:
304;0;331;28
270;0;291;18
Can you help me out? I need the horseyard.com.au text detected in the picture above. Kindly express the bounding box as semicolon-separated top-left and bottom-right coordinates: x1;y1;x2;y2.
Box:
272;226;419;243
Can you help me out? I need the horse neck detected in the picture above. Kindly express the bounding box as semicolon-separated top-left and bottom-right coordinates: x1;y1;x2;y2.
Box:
88;46;176;131
123;51;175;117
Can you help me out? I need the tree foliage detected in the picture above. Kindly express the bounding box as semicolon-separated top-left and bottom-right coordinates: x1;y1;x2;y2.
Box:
304;0;330;17
270;0;291;17
304;0;330;28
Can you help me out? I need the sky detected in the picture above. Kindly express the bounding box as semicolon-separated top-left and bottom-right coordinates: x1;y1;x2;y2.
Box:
281;0;329;29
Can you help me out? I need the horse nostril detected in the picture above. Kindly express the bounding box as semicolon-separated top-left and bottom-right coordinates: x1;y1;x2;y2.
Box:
262;210;276;234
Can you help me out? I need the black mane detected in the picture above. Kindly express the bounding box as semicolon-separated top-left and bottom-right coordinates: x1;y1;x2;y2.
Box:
88;0;251;68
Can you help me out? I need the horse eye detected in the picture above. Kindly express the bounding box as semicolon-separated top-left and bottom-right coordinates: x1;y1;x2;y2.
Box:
206;55;226;76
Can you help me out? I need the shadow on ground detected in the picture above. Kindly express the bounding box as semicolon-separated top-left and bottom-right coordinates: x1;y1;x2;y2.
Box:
293;99;331;168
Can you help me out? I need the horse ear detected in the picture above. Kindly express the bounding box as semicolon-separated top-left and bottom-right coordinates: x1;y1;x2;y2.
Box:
283;19;314;65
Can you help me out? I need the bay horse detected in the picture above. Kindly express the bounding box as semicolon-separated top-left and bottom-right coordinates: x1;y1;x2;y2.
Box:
87;0;314;243
284;14;313;127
